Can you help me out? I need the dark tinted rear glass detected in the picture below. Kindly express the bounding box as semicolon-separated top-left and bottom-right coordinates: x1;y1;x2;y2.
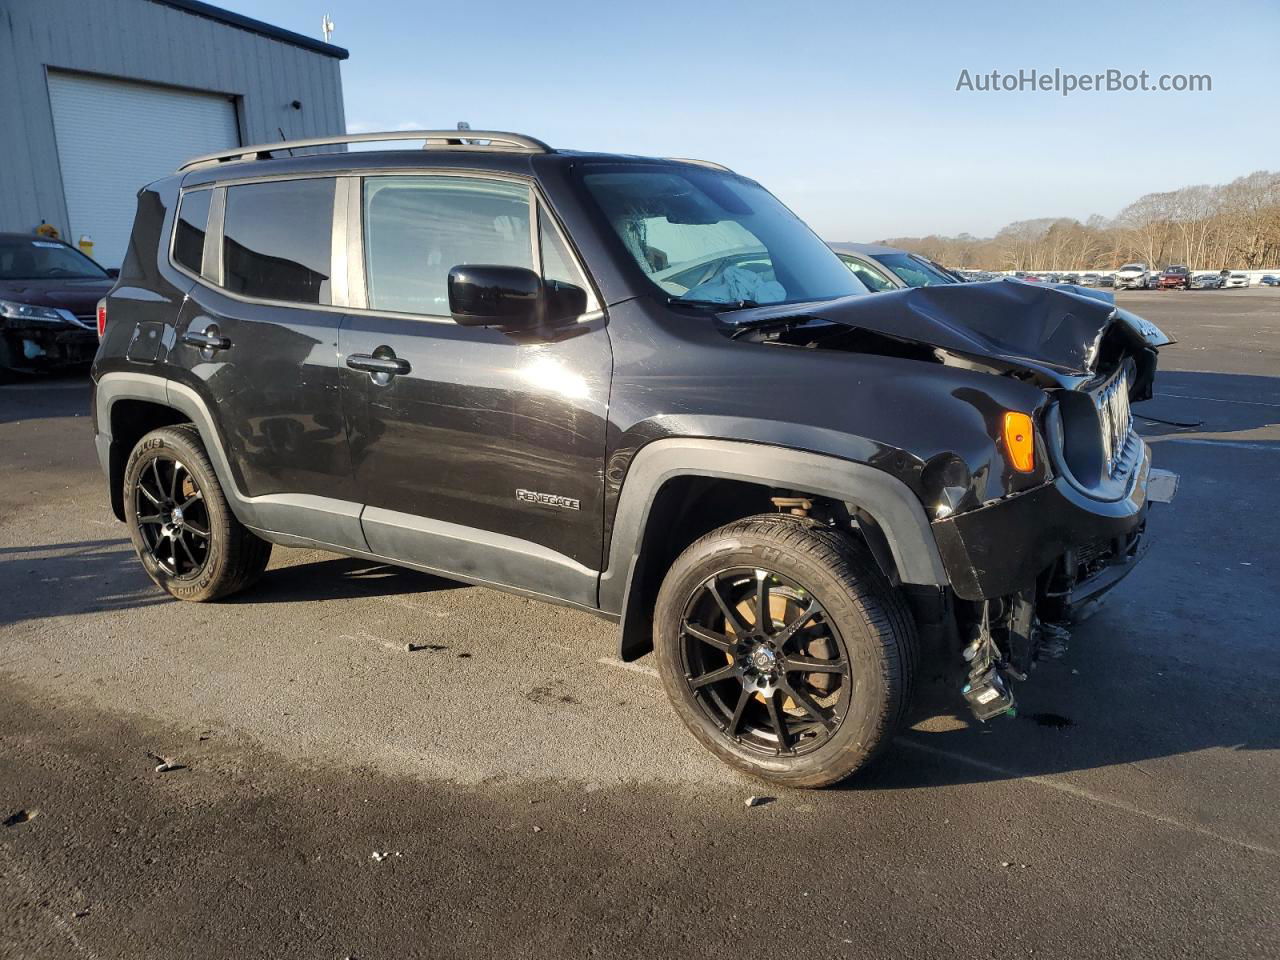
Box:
222;179;334;304
173;189;212;275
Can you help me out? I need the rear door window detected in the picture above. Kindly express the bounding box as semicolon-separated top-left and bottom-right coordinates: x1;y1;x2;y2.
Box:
221;178;336;304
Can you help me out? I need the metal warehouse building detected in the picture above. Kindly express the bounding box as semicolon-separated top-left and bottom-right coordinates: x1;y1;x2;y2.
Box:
0;0;348;268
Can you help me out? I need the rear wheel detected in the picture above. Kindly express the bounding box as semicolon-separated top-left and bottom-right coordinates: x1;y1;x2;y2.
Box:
654;515;917;788
123;425;271;601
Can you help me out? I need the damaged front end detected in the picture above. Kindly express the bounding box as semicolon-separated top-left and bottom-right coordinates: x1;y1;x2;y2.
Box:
723;280;1180;721
0;303;99;372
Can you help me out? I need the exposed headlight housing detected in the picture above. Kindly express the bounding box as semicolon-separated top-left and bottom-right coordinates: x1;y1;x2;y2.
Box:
0;299;71;324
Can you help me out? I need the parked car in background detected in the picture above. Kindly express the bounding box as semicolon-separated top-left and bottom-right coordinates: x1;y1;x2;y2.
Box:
1099;274;1115;288
1260;275;1279;286
1080;273;1100;286
1115;263;1149;289
1190;273;1223;289
1223;272;1250;288
1159;265;1191;289
826;244;900;291
828;243;961;290
1;233;114;382
1060;273;1080;285
1144;272;1162;289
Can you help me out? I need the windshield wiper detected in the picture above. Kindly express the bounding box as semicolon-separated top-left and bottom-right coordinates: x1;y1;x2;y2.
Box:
668;297;760;310
725;315;816;340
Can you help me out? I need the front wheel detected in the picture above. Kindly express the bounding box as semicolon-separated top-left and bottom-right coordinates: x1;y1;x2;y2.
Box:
123;424;271;601
654;515;918;788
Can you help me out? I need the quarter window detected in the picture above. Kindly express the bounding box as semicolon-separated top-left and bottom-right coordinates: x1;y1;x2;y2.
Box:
363;176;534;316
222;178;335;304
539;210;598;312
173;189;212;275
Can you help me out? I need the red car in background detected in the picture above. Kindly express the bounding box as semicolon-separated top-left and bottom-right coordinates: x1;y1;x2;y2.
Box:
1159;265;1191;289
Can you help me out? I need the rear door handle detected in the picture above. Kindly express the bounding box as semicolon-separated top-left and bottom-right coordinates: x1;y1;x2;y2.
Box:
181;323;230;353
346;352;411;376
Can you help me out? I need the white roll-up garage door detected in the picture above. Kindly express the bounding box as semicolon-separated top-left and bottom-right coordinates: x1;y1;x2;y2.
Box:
46;71;240;268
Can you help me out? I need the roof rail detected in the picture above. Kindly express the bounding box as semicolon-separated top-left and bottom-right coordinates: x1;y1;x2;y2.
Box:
666;157;734;173
178;130;553;172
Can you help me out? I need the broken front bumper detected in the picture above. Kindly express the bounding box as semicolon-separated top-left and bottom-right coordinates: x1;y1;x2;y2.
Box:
930;440;1178;605
1;323;98;369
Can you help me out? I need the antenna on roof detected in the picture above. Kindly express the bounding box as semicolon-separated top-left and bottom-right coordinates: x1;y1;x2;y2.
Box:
321;14;334;43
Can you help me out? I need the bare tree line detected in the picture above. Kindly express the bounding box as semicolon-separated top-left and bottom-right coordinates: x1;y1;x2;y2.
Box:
880;170;1280;272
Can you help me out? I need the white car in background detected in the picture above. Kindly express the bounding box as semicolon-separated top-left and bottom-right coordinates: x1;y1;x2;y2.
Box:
1115;263;1149;289
1223;272;1250;288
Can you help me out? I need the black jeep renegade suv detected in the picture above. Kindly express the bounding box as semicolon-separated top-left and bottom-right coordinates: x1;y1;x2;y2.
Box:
92;130;1177;787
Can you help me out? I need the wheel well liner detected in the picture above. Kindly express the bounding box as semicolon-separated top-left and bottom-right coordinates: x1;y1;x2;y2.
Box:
599;438;948;660
102;395;191;521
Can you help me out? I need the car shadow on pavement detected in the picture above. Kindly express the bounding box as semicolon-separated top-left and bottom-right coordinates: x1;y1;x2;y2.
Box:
0;543;465;631
227;555;467;605
0;371;92;425
0;537;168;628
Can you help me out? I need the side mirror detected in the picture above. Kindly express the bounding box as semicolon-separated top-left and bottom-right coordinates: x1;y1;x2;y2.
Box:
448;265;589;333
543;278;588;323
448;265;542;330
106;268;120;279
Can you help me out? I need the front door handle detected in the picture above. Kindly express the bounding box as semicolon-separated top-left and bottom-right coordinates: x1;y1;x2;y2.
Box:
346;352;411;377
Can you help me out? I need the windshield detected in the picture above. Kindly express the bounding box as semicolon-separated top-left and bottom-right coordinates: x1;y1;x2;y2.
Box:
1119;263;1145;271
579;165;866;305
872;252;957;287
0;237;109;280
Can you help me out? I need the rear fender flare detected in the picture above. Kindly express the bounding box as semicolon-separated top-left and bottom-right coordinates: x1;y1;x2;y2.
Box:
94;372;363;547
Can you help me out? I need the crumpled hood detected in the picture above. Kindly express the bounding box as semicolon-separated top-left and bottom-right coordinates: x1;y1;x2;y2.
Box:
724;280;1172;384
0;277;113;318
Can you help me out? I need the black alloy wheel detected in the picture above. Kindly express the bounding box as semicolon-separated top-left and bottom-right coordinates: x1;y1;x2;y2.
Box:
679;567;851;758
654;515;917;788
124;425;271;602
133;453;211;578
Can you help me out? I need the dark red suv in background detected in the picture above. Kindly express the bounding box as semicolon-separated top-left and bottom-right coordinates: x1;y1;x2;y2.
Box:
0;233;114;381
1158;265;1191;289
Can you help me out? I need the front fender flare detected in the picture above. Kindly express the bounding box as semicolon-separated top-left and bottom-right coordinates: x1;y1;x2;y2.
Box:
598;438;948;658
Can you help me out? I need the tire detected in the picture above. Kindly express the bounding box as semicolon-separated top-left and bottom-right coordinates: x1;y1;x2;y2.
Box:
653;515;917;788
123;424;271;601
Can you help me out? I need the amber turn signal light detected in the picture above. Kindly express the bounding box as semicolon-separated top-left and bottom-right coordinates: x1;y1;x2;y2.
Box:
1002;411;1035;473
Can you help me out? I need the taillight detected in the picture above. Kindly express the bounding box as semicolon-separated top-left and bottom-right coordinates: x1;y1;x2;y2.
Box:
96;299;107;338
1002;411;1035;473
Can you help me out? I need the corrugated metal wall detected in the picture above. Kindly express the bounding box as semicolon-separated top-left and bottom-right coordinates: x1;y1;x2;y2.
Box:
0;0;346;241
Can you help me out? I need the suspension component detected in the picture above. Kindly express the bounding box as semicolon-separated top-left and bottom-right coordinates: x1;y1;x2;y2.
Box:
961;601;1018;722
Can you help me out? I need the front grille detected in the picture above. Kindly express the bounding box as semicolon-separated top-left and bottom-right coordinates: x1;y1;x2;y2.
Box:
1095;371;1133;475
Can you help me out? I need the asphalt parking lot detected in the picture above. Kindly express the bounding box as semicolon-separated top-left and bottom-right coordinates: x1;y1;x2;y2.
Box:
2;288;1278;960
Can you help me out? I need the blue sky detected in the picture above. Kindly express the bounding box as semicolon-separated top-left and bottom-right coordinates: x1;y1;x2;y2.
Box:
223;0;1280;241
